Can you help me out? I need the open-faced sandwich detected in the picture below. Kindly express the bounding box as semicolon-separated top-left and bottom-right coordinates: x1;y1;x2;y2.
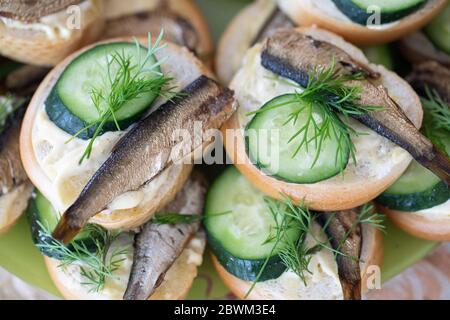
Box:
205;167;383;300
377;62;450;241
31;172;208;300
102;0;213;64
278;0;447;45
0;0;105;66
398;1;450;67
21;33;235;233
19;32;235;298
216;0;396;84
0;62;49;234
222;27;450;211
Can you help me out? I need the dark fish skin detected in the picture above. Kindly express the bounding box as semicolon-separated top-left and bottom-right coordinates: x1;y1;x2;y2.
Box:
252;7;295;45
0;114;28;196
53;76;235;244
406;61;450;103
103;11;199;54
123;173;207;300
261;29;450;185
317;208;363;300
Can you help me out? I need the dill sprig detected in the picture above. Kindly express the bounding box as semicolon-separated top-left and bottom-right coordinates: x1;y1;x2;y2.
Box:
36;222;129;293
74;30;173;164
152;211;231;225
322;203;385;262
246;197;384;297
421;87;450;132
0;94;25;133
248;60;382;168
420;87;449;155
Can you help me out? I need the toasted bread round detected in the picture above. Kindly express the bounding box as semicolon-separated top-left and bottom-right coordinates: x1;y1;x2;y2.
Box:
278;0;447;45
222;27;422;211
212;223;383;300
20;37;213;230
0;183;33;235
378;205;450;241
0;0;105;66
103;0;213;65
216;0;277;84
45;231;206;300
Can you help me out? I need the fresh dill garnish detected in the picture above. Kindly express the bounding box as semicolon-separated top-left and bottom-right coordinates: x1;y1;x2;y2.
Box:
245;197;384;297
420;87;449;155
152;211;231;225
244;197;300;298
322;203;385;261
36;222;129;293
0;94;25;133
73;30;173;164
247;59;382;168
421;87;450;132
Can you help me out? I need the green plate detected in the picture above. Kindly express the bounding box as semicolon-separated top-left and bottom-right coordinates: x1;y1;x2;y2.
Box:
0;0;439;299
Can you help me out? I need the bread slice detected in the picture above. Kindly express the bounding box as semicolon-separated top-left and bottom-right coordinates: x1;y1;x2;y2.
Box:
278;0;447;45
20;37;214;230
216;0;277;84
212;223;383;300
45;229;206;300
103;0;213;65
378;205;450;241
45;172;208;300
0;0;105;66
0;183;33;235
222;27;422;211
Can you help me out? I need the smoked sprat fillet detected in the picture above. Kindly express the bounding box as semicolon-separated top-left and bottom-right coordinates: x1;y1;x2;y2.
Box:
53;76;235;244
260;29;450;185
0;111;28;196
252;7;295;46
124;174;207;300
318;210;362;300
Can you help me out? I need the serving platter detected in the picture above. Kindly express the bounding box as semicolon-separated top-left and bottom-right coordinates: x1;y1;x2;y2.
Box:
0;0;440;299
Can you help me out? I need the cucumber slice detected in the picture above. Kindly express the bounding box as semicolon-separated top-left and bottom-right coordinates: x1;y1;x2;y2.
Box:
377;131;450;211
377;161;450;211
246;94;350;184
46;42;161;139
363;45;394;70
425;2;450;54
28;191;94;259
332;0;427;25
204;167;302;281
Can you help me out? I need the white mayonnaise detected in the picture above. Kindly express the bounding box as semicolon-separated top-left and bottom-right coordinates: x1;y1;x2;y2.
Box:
413;199;450;220
0;0;97;41
252;223;343;300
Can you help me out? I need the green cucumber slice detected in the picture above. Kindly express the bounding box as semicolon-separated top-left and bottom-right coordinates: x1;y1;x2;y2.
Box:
363;45;394;69
425;2;450;54
377;161;450;211
332;0;427;25
204;167;302;281
245;94;350;184
28;191;94;259
377;130;450;211
46;42;161;139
